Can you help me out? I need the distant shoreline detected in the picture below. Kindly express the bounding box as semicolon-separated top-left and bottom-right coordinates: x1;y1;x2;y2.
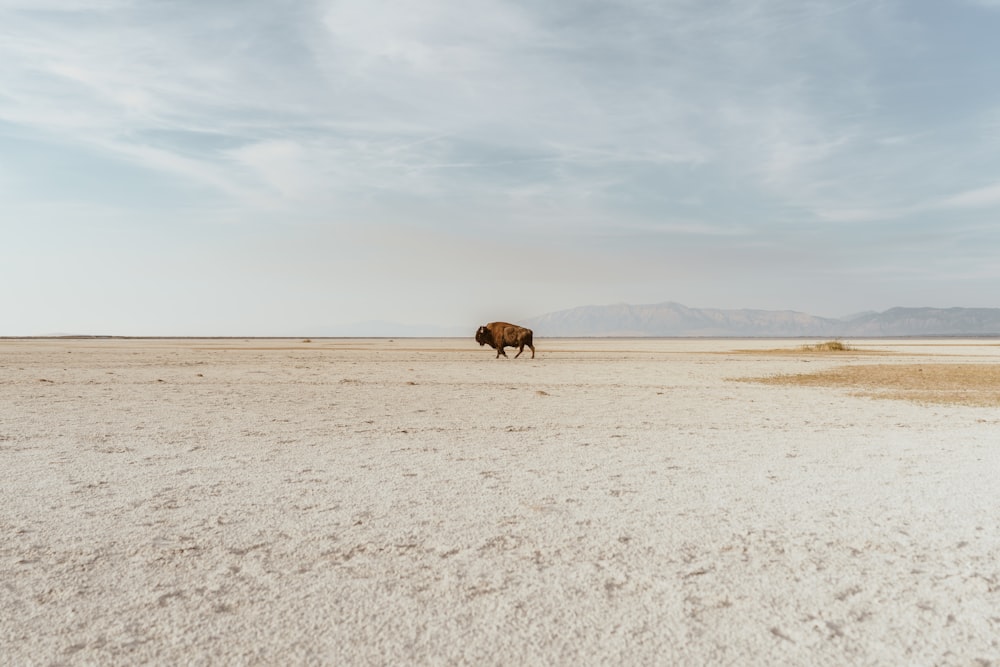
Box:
4;334;1000;341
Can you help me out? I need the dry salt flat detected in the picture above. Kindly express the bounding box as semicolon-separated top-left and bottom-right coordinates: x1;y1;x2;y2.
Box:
2;337;1000;665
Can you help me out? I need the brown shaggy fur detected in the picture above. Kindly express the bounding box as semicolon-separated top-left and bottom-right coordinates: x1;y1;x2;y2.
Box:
475;322;535;359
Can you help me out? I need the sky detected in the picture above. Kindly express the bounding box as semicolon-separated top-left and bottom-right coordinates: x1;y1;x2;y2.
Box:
3;0;1000;336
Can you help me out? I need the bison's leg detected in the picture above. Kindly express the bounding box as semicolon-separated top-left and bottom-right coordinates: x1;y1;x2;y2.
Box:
514;343;525;358
521;333;535;359
496;344;507;358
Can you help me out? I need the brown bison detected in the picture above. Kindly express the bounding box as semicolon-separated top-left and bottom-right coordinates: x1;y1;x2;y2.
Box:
475;322;535;359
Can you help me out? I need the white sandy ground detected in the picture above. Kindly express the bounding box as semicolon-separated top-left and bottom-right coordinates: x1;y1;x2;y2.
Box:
2;337;999;666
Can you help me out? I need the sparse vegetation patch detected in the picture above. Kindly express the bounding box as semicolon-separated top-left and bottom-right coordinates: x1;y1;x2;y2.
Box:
802;340;852;352
729;340;886;356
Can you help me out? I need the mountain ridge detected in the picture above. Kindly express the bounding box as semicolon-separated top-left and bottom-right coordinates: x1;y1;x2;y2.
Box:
522;303;1000;337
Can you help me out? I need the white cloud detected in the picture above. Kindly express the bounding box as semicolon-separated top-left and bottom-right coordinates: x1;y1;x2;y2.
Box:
0;0;902;219
227;140;316;199
939;181;1000;209
0;1;127;9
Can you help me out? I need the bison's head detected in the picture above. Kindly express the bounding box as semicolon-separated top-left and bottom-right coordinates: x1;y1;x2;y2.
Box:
475;325;489;346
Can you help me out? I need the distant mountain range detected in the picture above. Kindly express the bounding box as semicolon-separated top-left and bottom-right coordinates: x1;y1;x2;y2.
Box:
522;303;1000;337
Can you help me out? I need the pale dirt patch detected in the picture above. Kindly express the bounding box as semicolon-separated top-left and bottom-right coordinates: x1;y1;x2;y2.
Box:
3;338;1000;665
741;363;1000;407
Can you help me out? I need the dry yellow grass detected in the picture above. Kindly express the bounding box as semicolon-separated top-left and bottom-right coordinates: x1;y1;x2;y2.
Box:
742;363;1000;407
801;340;851;352
729;343;887;356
